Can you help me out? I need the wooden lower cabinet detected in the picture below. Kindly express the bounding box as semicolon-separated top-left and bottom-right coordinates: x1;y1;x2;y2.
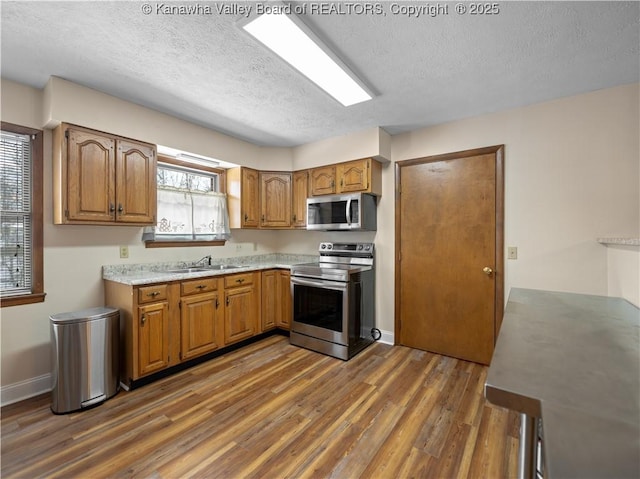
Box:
261;269;292;331
224;272;260;345
180;291;223;360
105;269;295;387
137;301;170;376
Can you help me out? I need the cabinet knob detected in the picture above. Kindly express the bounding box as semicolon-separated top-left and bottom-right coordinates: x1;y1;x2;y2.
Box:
244;213;248;222
196;284;206;290
293;214;296;222
109;203;115;213
226;296;230;306
118;203;124;214
147;291;160;297
215;299;220;309
141;314;146;325
236;278;244;284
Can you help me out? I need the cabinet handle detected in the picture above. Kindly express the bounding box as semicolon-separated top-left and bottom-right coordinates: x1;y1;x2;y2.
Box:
215;299;219;309
244;213;248;222
141;314;146;325
340;179;344;187
261;214;265;222
118;203;124;214
226;296;230;306
147;291;160;297
196;284;206;290
236;278;245;284
109;203;115;213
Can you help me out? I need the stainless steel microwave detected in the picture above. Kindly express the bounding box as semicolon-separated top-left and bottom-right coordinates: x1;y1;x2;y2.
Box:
306;193;377;231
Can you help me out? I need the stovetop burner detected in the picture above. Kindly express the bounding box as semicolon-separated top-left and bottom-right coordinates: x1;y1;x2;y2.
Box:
290;242;374;282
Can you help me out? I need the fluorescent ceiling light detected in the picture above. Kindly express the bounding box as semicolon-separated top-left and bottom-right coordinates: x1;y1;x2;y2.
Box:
242;12;372;107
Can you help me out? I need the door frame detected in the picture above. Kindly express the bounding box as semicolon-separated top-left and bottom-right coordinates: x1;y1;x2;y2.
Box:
394;145;505;348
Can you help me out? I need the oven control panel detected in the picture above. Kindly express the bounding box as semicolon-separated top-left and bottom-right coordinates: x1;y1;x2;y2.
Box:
319;242;374;255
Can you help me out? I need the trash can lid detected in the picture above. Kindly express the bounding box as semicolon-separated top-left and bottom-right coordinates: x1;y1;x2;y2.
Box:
50;306;119;324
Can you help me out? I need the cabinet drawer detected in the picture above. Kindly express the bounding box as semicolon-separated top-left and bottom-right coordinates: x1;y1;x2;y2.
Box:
224;272;254;288
181;277;218;296
138;284;168;304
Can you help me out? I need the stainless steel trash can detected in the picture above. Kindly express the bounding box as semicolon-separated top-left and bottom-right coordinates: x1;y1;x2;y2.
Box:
50;307;120;414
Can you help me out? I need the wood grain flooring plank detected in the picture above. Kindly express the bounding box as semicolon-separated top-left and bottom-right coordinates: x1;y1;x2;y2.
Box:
0;337;517;479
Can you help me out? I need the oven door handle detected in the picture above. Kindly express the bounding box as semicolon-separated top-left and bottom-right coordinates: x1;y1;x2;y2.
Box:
291;276;348;291
346;198;352;225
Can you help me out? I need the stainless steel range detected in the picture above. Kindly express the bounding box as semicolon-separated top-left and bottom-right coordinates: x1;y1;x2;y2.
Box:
290;242;376;360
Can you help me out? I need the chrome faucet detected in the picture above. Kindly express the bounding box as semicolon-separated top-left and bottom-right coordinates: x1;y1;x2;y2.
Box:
192;255;212;266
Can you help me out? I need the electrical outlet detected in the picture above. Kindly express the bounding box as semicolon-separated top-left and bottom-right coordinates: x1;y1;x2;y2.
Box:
119;246;129;258
507;246;518;260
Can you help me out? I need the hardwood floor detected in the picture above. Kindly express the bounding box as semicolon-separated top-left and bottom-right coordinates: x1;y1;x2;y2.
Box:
1;335;519;478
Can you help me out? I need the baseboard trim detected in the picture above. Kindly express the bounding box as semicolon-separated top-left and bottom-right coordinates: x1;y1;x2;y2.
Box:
377;329;395;345
1;373;51;407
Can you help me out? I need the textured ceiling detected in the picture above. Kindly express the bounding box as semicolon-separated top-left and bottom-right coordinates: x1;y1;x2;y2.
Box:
1;1;638;147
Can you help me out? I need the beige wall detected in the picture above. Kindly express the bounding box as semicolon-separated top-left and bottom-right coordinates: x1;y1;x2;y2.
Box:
1;78;638;404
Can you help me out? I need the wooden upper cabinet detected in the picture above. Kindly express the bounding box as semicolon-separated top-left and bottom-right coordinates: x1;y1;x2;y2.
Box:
227;167;259;228
336;158;381;195
292;170;309;228
310;165;336;196
116;140;157;224
260;172;292;228
66;129;115;222
54;123;157;225
310;159;382;196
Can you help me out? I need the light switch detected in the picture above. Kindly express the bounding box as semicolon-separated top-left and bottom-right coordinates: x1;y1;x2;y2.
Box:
119;246;129;258
507;246;518;260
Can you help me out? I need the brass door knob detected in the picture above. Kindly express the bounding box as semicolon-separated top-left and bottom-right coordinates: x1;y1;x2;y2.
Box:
483;267;494;276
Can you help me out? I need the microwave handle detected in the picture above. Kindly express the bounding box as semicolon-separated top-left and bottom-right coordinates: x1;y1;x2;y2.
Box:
346;198;352;225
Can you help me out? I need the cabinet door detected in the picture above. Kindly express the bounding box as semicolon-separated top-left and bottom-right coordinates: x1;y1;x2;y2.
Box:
277;271;292;330
292;170;309;228
337;159;369;193
138;302;170;376
260;172;292;228
242;168;260;228
310;166;336;196
116;139;157;224
225;285;258;344
66;128;115;222
261;270;277;331
180;292;222;360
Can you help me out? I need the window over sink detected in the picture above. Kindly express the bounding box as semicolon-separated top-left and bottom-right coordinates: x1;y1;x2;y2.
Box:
143;156;231;247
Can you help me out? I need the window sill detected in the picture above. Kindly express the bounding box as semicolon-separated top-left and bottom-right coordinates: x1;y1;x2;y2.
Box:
145;240;226;248
1;292;46;308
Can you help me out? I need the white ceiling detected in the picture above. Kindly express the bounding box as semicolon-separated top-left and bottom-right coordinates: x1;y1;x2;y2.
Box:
1;1;638;147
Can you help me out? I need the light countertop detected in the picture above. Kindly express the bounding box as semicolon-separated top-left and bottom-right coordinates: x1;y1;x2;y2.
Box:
102;253;317;286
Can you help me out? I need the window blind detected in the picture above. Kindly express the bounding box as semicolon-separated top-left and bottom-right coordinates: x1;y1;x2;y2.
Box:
0;130;32;295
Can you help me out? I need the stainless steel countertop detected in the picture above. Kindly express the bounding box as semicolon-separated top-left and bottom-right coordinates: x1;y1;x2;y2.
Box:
485;288;640;479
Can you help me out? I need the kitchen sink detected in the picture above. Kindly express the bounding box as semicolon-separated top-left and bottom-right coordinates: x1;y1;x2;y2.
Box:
164;264;246;274
205;264;245;270
165;267;210;273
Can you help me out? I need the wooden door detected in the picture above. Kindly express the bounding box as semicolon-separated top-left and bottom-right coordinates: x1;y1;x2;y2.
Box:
261;270;277;331
337;159;369;193
180;292;222;360
396;146;504;365
310;166;336;196
260;172;292;227
277;271;292;329
138;302;169;376
225;285;258;344
241;168;260;228
116;139;156;224
66;128;115;222
292;170;309;228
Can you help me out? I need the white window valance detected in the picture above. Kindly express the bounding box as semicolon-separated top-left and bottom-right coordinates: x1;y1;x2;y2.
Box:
143;188;231;242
